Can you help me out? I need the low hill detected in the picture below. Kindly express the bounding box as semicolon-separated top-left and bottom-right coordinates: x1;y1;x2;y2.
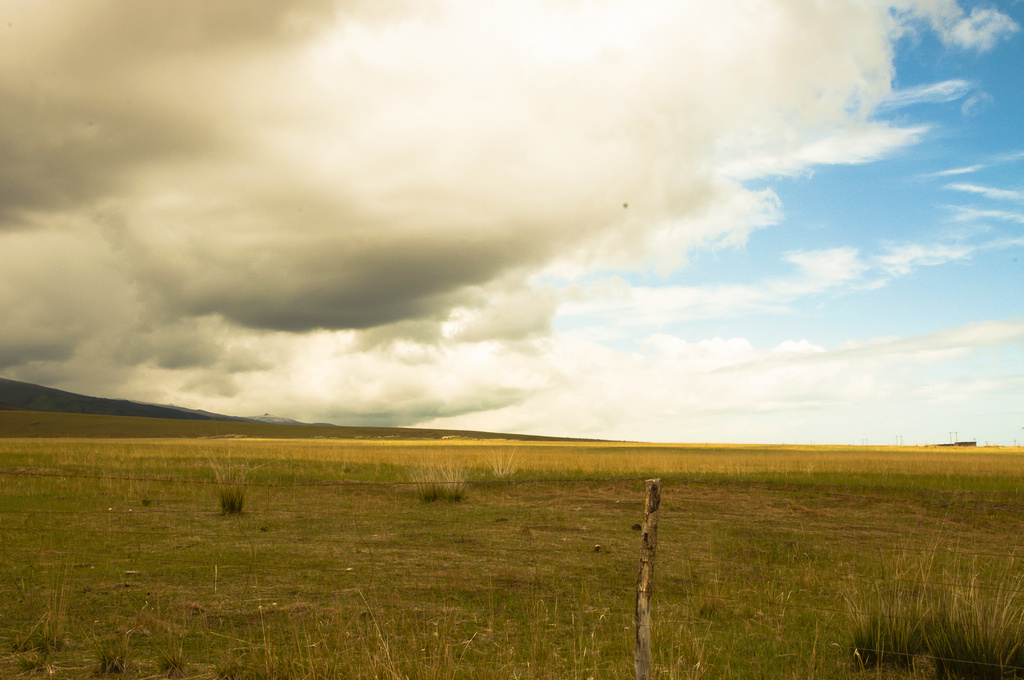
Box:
0;410;577;441
0;377;252;422
0;378;586;441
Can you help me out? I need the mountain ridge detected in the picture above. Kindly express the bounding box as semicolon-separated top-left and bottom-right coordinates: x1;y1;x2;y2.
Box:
0;377;261;423
0;377;594;442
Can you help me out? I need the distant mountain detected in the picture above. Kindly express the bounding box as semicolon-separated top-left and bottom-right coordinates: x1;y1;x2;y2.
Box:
248;413;305;425
0;377;304;424
0;377;595;442
0;408;593;441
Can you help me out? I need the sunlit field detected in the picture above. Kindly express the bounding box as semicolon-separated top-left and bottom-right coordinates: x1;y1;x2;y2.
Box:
2;437;1024;679
4;437;1024;486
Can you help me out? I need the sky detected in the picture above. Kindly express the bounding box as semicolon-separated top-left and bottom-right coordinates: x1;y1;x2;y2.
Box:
1;0;1022;445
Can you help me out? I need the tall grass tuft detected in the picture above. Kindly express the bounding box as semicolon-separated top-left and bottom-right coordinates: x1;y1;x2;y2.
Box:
846;554;929;669
214;652;247;680
411;463;468;502
157;639;187;677
13;574;70;655
218;485;246;515
95;632;134;674
212;461;247;515
487;447;520;480
848;552;1024;678
926;559;1024;680
16;651;55;674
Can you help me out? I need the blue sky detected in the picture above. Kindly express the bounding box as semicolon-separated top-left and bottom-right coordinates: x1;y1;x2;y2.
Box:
1;0;1022;444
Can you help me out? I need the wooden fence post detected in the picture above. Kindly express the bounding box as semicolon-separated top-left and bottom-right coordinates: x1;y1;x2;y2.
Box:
635;478;662;680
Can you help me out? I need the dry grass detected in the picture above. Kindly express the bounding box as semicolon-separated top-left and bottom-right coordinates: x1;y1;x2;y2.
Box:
95;632;134;674
4;438;1022;487
486;447;520;479
410;461;468;502
2;438;1024;679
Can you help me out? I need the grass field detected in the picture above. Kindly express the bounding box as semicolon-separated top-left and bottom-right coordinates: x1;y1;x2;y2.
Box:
2;434;1024;679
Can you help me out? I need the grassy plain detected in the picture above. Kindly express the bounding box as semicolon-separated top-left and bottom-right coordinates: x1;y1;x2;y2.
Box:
2;435;1023;679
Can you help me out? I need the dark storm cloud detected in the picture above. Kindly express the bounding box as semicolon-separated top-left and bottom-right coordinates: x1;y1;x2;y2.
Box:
0;340;74;370
0;0;340;222
150;231;537;332
0;92;216;223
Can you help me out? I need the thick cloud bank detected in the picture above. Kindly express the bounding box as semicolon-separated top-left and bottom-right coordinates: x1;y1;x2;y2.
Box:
1;0;1020;443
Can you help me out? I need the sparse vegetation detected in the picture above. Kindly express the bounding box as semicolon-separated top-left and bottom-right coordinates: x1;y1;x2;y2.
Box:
1;436;1023;679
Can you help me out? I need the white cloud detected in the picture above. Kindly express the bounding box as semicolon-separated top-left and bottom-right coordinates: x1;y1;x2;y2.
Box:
951;206;1024;224
556;233;1021;332
878;79;973;109
940;7;1020;51
416;319;1024;443
2;0;925;336
961;91;995;116
946;183;1024;203
931;165;986;177
783;247;869;290
719;125;926;180
874;242;975;276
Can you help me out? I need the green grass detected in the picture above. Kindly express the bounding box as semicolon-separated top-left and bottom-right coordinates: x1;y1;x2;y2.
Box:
212;461;248;515
925;559;1024;679
846;549;1024;678
847;551;930;669
1;437;1023;679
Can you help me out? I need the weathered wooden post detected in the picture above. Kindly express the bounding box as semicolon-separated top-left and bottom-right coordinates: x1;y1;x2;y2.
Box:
635;478;662;680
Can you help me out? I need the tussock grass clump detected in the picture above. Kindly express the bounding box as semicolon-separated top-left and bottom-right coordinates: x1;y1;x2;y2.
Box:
848;553;1024;678
847;555;929;669
411;462;468;502
218;485;246;515
15;651;56;675
13;579;70;655
94;633;133;674
487;447;520;480
12;611;70;656
214;653;247;680
157;641;187;677
212;461;247;515
926;560;1024;680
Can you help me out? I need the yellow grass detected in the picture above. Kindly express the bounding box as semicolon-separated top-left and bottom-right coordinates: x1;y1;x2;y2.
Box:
3;437;1023;482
